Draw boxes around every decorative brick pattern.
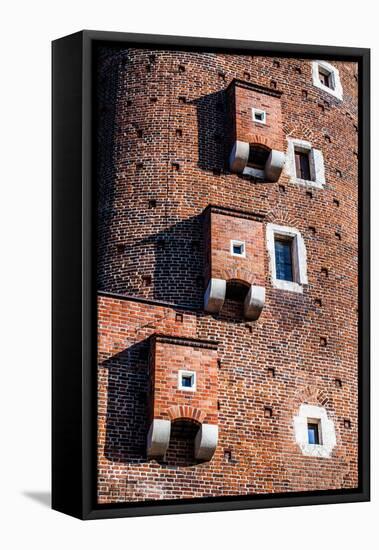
[96,48,358,504]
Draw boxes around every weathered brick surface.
[227,80,284,151]
[96,47,358,504]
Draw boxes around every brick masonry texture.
[96,47,358,504]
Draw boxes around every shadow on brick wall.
[101,340,202,467]
[191,90,228,173]
[101,340,150,464]
[139,214,205,308]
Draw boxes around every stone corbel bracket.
[229,140,285,182]
[204,277,265,320]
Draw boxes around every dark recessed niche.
[136,161,144,170]
[126,99,132,107]
[264,407,273,418]
[268,367,276,377]
[142,275,152,286]
[176,128,183,137]
[217,359,222,369]
[302,90,308,99]
[245,323,253,333]
[354,124,358,133]
[321,267,329,277]
[150,96,158,103]
[344,419,351,429]
[273,60,280,68]
[306,191,313,199]
[294,66,302,74]
[335,232,342,240]
[318,103,325,112]
[324,100,330,109]
[243,71,251,80]
[333,198,340,207]
[217,400,221,411]
[218,71,226,81]
[175,313,184,323]
[148,199,157,209]
[279,184,286,193]
[224,449,232,462]
[178,96,186,104]
[213,168,221,176]
[171,162,180,171]
[178,64,185,73]
[320,337,327,347]
[336,169,342,178]
[335,378,343,388]
[315,298,322,307]
[149,54,156,64]
[325,135,331,143]
[136,129,143,138]
[270,80,277,89]
[146,64,152,72]
[116,243,125,254]
[308,226,316,235]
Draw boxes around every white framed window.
[252,108,266,124]
[293,404,337,458]
[266,223,308,293]
[285,138,325,189]
[311,60,343,101]
[230,240,246,257]
[178,370,196,392]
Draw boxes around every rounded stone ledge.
[147,419,171,458]
[194,424,219,461]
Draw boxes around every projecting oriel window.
[230,240,246,257]
[274,238,293,282]
[178,370,196,391]
[307,421,320,444]
[294,150,312,181]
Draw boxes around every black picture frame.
[52,30,370,520]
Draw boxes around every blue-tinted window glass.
[307,423,320,444]
[182,375,193,387]
[274,239,293,281]
[233,243,243,255]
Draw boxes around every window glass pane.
[233,244,243,255]
[295,151,311,180]
[182,375,193,387]
[307,423,320,444]
[274,239,293,281]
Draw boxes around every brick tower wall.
[96,47,358,504]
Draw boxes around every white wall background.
[0,1,376,548]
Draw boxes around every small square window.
[274,238,293,282]
[252,108,266,124]
[230,240,246,257]
[307,421,321,444]
[178,370,196,391]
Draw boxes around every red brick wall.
[96,48,359,504]
[204,206,266,287]
[228,80,284,150]
[149,335,218,425]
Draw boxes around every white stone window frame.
[230,239,246,258]
[252,108,266,125]
[178,370,197,392]
[293,404,337,458]
[267,223,308,294]
[311,60,343,101]
[286,138,325,189]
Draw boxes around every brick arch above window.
[167,405,206,424]
[219,267,256,286]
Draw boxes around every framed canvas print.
[52,30,370,519]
